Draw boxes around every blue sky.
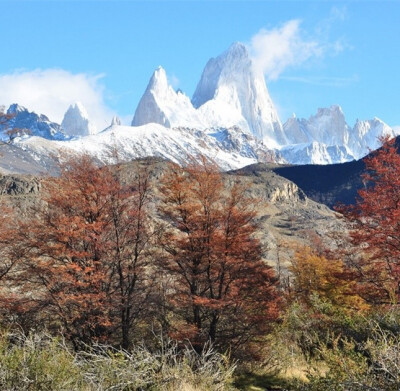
[0,0,399,130]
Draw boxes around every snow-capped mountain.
[6,123,282,175]
[0,104,65,141]
[284,106,350,147]
[2,42,398,172]
[131,43,397,165]
[193,42,285,147]
[61,102,97,137]
[132,67,206,129]
[280,142,354,165]
[282,105,398,164]
[349,117,396,159]
[132,43,285,148]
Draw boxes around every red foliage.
[158,157,281,353]
[337,136,400,304]
[15,155,153,347]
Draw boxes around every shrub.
[0,331,237,391]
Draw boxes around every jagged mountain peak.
[227,41,248,55]
[61,102,96,137]
[311,105,347,129]
[147,66,169,91]
[132,66,205,129]
[7,103,28,115]
[349,116,397,159]
[191,42,252,109]
[131,42,284,147]
[7,104,51,123]
[191,42,285,146]
[1,104,64,141]
[284,105,350,148]
[215,42,251,75]
[111,116,122,126]
[315,105,344,117]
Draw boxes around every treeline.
[1,137,400,390]
[0,154,280,357]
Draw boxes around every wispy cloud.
[249,9,351,81]
[315,6,352,55]
[281,74,359,87]
[249,20,323,81]
[0,69,115,131]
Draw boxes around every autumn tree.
[338,136,400,304]
[158,158,280,353]
[289,246,367,311]
[16,154,153,348]
[105,161,155,349]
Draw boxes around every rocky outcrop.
[0,175,41,196]
[230,163,307,203]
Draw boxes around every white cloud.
[249,17,349,81]
[0,69,116,131]
[249,20,323,81]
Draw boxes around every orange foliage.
[15,154,153,347]
[290,246,367,311]
[158,157,281,353]
[338,137,400,304]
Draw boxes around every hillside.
[0,157,342,268]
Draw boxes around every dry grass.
[0,331,237,391]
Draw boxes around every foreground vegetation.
[4,309,400,390]
[0,331,236,390]
[1,135,400,389]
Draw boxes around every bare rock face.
[0,174,41,196]
[229,163,307,203]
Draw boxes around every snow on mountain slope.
[14,123,282,173]
[4,41,397,169]
[129,42,397,165]
[282,105,397,164]
[349,118,398,159]
[1,104,65,141]
[132,67,206,129]
[193,42,286,147]
[61,102,97,137]
[280,142,354,165]
[132,43,285,148]
[284,105,350,146]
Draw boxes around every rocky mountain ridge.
[281,105,397,164]
[1,42,397,170]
